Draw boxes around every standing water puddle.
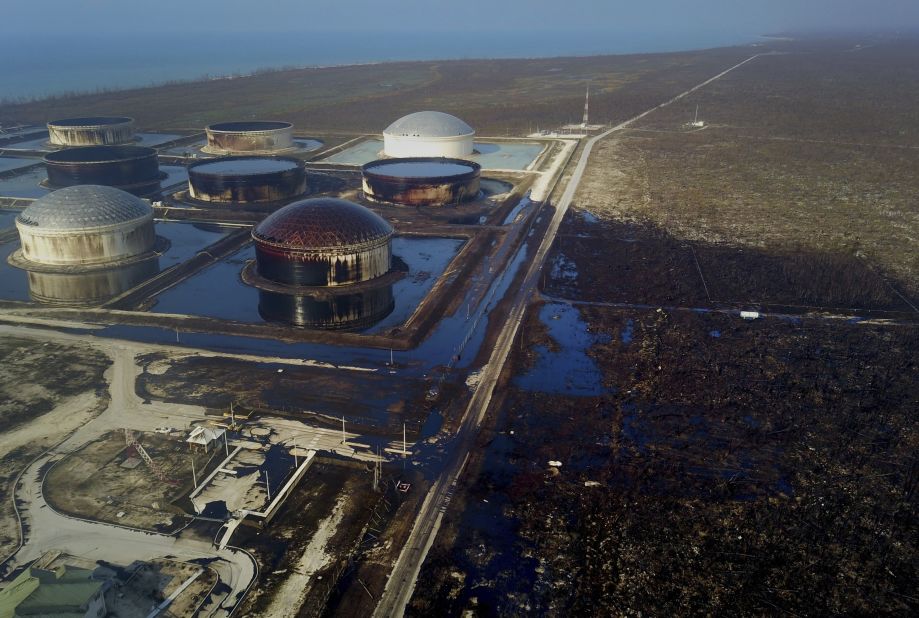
[515,302,609,395]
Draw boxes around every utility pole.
[191,457,197,489]
[373,446,381,492]
[264,470,271,502]
[341,416,347,445]
[223,429,229,456]
[294,443,298,469]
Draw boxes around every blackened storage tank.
[257,283,394,330]
[203,121,296,155]
[43,145,162,194]
[187,156,306,204]
[252,197,393,287]
[47,116,136,147]
[362,157,481,206]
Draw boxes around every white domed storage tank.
[15,185,155,267]
[383,111,475,158]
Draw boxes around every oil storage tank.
[362,157,480,206]
[47,116,136,147]
[383,111,475,158]
[187,156,306,204]
[252,197,392,286]
[203,121,296,155]
[14,185,156,267]
[44,145,162,194]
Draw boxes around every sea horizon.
[0,30,756,102]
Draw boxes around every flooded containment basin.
[362,157,481,206]
[47,116,136,147]
[43,145,162,194]
[187,156,306,204]
[203,121,296,155]
[252,197,393,287]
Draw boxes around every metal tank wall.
[44,146,161,192]
[16,216,156,267]
[203,122,295,155]
[362,170,480,207]
[47,117,136,147]
[383,133,474,158]
[187,159,307,204]
[254,238,392,287]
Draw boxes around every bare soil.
[0,337,110,432]
[571,43,919,301]
[45,430,222,531]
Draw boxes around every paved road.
[372,52,766,618]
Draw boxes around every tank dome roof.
[384,111,474,138]
[252,198,393,251]
[17,185,153,231]
[48,116,133,127]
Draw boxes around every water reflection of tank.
[257,283,394,330]
[187,156,306,204]
[252,197,393,286]
[362,157,481,206]
[47,116,136,147]
[43,146,162,195]
[26,258,159,306]
[203,121,296,155]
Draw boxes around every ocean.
[0,31,754,102]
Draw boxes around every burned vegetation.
[410,40,919,615]
[411,300,918,616]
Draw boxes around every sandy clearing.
[259,492,349,618]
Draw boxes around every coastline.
[0,32,757,104]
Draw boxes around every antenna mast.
[581,82,590,128]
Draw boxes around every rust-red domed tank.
[252,197,393,287]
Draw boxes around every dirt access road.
[0,324,256,616]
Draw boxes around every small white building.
[186,426,226,452]
[383,111,475,158]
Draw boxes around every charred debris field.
[411,300,918,615]
[410,218,919,615]
[409,40,919,617]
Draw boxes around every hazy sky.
[7,0,919,35]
